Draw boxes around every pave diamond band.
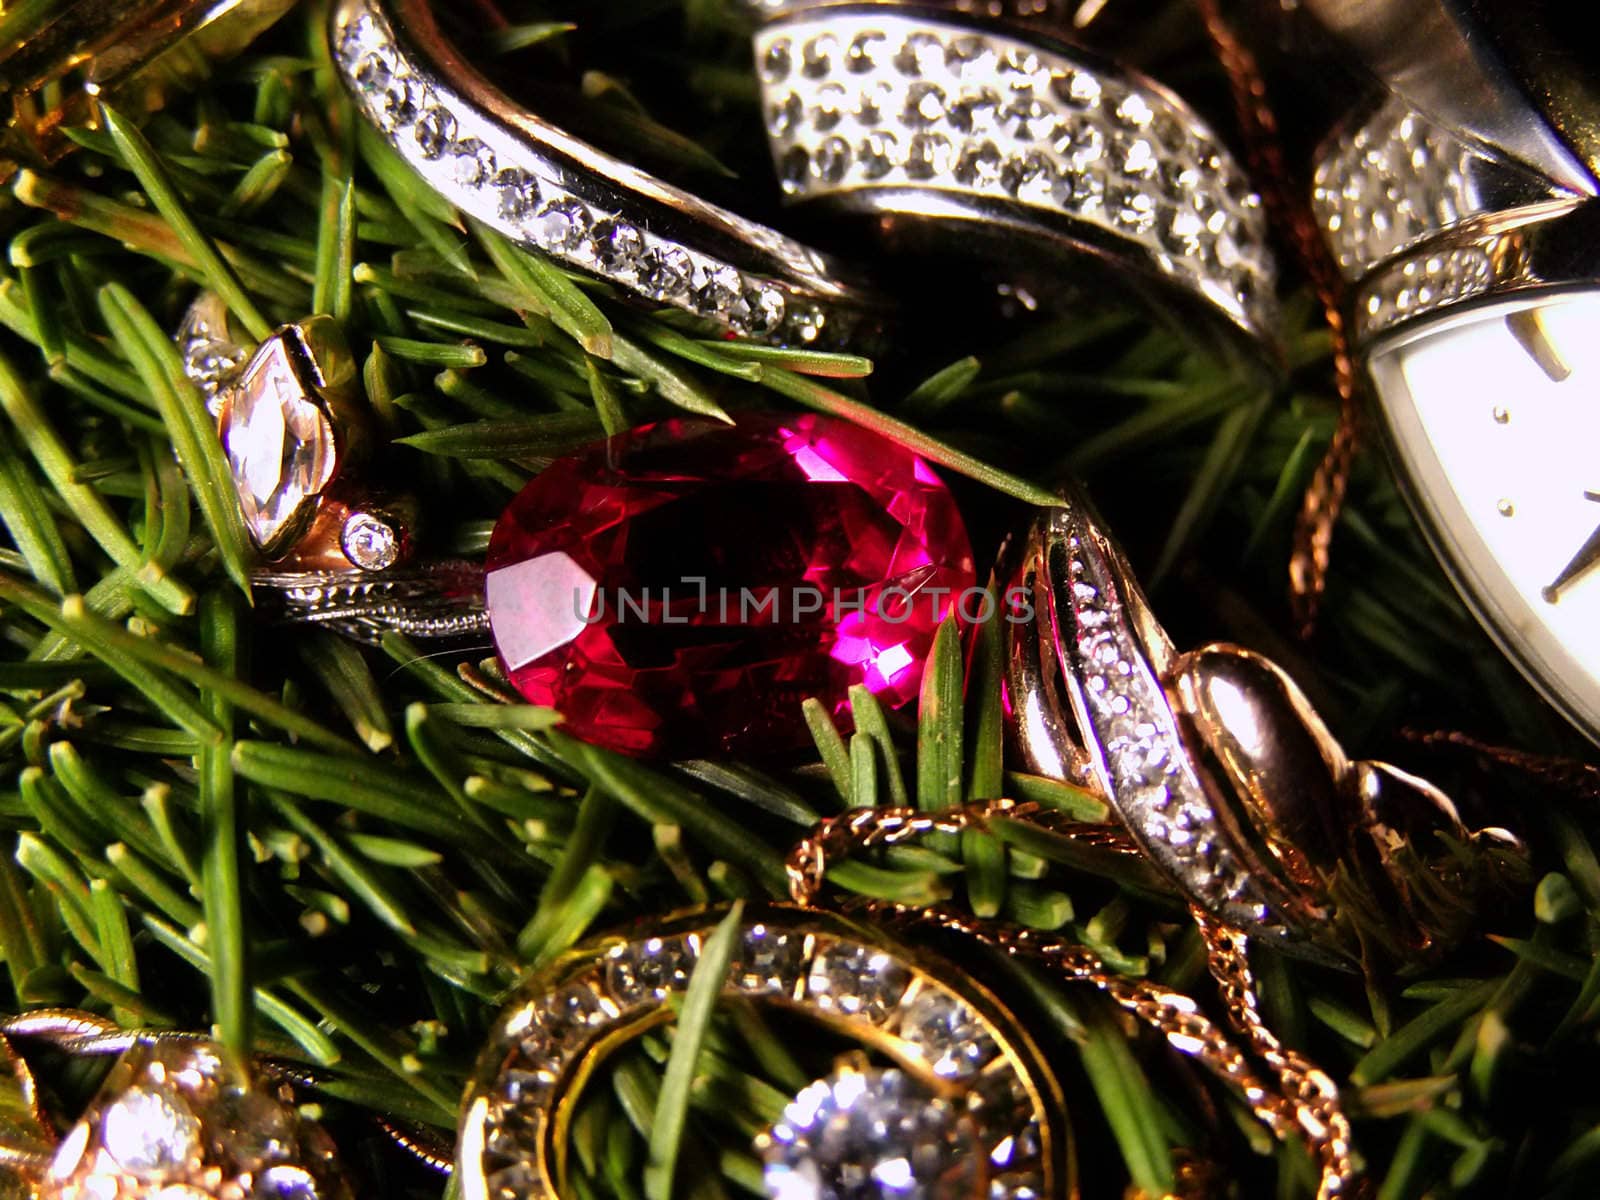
[458,905,1063,1200]
[332,0,885,347]
[1312,95,1580,342]
[751,6,1278,353]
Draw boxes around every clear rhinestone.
[954,142,1003,187]
[221,334,337,552]
[495,168,539,222]
[414,107,456,158]
[353,51,390,93]
[382,77,419,126]
[452,138,494,186]
[771,92,804,137]
[856,80,893,126]
[1115,93,1154,128]
[1119,134,1157,177]
[541,982,606,1050]
[946,35,998,80]
[759,1069,975,1200]
[815,137,851,183]
[102,1085,201,1178]
[253,1165,322,1199]
[762,39,792,82]
[894,32,945,77]
[1054,121,1105,172]
[638,246,694,298]
[341,511,401,570]
[780,146,811,193]
[733,286,787,336]
[593,218,645,273]
[735,925,807,993]
[905,133,953,181]
[534,199,592,255]
[694,265,743,317]
[1112,186,1156,233]
[1052,69,1101,109]
[1001,152,1056,204]
[846,31,884,73]
[807,942,909,1020]
[900,989,998,1079]
[607,936,692,1005]
[902,82,946,128]
[801,34,837,78]
[1161,206,1204,255]
[858,132,900,179]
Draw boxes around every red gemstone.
[483,413,977,757]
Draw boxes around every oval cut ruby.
[484,413,977,757]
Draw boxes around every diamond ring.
[458,904,1067,1200]
[330,0,889,348]
[744,1,1280,359]
[1001,483,1526,964]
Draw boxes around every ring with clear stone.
[1001,481,1526,966]
[744,1,1281,361]
[330,0,889,349]
[177,292,417,575]
[0,1009,354,1199]
[457,904,1067,1200]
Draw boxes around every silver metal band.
[331,0,886,348]
[1311,95,1589,343]
[253,564,488,643]
[751,5,1279,354]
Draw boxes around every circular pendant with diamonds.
[458,904,1068,1200]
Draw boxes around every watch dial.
[1368,289,1600,744]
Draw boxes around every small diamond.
[780,146,811,194]
[770,92,804,137]
[894,32,945,77]
[859,132,900,179]
[1053,70,1102,109]
[735,925,807,993]
[902,82,946,128]
[1006,97,1056,141]
[541,982,607,1050]
[607,937,692,1005]
[807,942,909,1020]
[949,88,1000,133]
[1054,121,1105,172]
[846,31,884,73]
[1119,135,1157,177]
[733,286,786,336]
[637,246,694,297]
[1115,93,1154,128]
[946,35,998,80]
[900,989,998,1079]
[856,80,893,126]
[253,1165,322,1199]
[102,1085,201,1177]
[801,34,837,78]
[414,107,456,158]
[593,218,645,273]
[341,512,401,571]
[353,51,390,93]
[534,199,591,254]
[382,77,419,126]
[1001,152,1056,204]
[1112,186,1156,233]
[694,266,743,317]
[762,38,792,82]
[451,138,494,186]
[954,142,1003,187]
[495,168,539,222]
[905,133,953,180]
[812,83,848,131]
[815,137,851,183]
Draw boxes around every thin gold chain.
[788,802,1360,1199]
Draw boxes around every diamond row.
[476,923,1044,1200]
[1312,95,1479,283]
[755,13,1275,337]
[1356,243,1496,341]
[1057,517,1279,929]
[334,2,836,345]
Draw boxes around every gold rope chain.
[787,801,1361,1198]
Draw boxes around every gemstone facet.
[484,414,975,757]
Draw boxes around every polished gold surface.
[0,0,295,176]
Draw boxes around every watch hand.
[1507,307,1574,383]
[1541,491,1600,604]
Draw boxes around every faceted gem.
[219,330,338,555]
[759,1069,975,1200]
[484,414,976,757]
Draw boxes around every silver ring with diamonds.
[1002,484,1523,965]
[747,2,1279,359]
[330,0,888,348]
[1311,95,1594,345]
[457,904,1066,1200]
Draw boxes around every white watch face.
[1368,289,1600,745]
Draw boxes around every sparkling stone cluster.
[755,12,1275,337]
[1055,514,1281,932]
[1356,243,1496,340]
[41,1041,349,1200]
[1312,96,1478,282]
[474,923,1045,1200]
[334,0,840,345]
